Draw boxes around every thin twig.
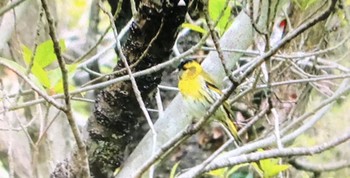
[239,107,269,135]
[71,96,95,103]
[180,114,350,178]
[0,81,14,178]
[5,26,211,113]
[235,0,337,82]
[282,79,350,138]
[256,73,350,89]
[158,85,179,91]
[40,0,90,177]
[130,0,246,173]
[0,0,27,17]
[14,7,43,102]
[99,1,158,177]
[77,19,132,68]
[232,80,349,162]
[202,130,350,173]
[81,65,103,77]
[203,0,233,82]
[82,17,166,86]
[155,87,163,117]
[272,108,283,149]
[178,71,267,177]
[75,0,124,64]
[0,58,64,110]
[6,0,342,113]
[3,95,35,147]
[129,0,137,17]
[4,70,349,114]
[180,107,269,177]
[75,25,111,64]
[272,107,284,178]
[134,65,240,177]
[35,109,61,146]
[0,101,38,132]
[290,159,350,172]
[179,1,335,174]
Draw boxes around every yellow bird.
[177,59,240,142]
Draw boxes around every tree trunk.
[88,0,188,177]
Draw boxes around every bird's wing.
[201,71,223,95]
[202,71,236,118]
[201,71,241,142]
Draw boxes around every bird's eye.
[178,59,195,70]
[178,62,186,70]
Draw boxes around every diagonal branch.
[40,0,90,177]
[202,130,350,172]
[290,159,350,172]
[0,0,27,17]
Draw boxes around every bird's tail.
[221,117,242,144]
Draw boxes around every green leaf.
[169,161,180,178]
[293,0,318,10]
[208,0,232,34]
[22,45,33,64]
[250,162,264,177]
[0,57,46,92]
[51,79,76,94]
[1,57,27,74]
[247,149,290,178]
[207,167,227,178]
[35,39,66,68]
[21,39,67,88]
[261,161,289,177]
[22,44,51,88]
[47,64,77,94]
[259,157,290,177]
[23,39,66,68]
[31,63,50,88]
[181,23,207,34]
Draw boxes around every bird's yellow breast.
[178,77,204,100]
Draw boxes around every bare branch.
[0,0,27,17]
[290,159,350,172]
[205,131,350,173]
[236,0,337,81]
[179,78,350,177]
[40,0,90,176]
[0,58,64,110]
[179,129,350,177]
[99,1,158,176]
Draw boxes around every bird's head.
[178,59,202,79]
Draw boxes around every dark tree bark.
[87,0,188,177]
